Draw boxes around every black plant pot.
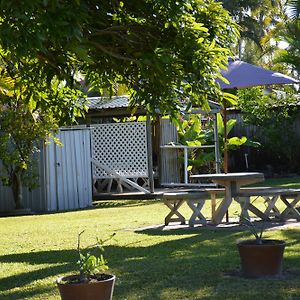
[237,239,285,278]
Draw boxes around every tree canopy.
[0,0,239,115]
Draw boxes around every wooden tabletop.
[190,172,264,181]
[190,172,265,190]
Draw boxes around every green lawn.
[1,178,300,299]
[255,176,300,188]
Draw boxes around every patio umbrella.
[217,58,299,89]
[216,58,299,173]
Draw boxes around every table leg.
[264,195,281,219]
[248,203,270,220]
[236,196,250,221]
[210,192,217,217]
[186,199,207,227]
[212,184,232,224]
[280,196,300,221]
[163,199,186,225]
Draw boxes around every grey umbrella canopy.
[216,58,299,89]
[215,58,299,174]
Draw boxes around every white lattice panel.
[92,122,148,178]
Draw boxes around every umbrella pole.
[223,100,228,174]
[223,100,229,222]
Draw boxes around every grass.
[255,176,300,188]
[0,177,300,299]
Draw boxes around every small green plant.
[240,217,266,245]
[77,231,115,283]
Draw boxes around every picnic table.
[190,172,265,224]
[162,173,300,226]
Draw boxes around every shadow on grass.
[1,229,300,299]
[133,219,300,237]
[93,199,160,209]
[0,263,72,292]
[1,285,54,300]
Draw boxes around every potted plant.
[56,231,116,300]
[237,218,285,278]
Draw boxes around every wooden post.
[223,100,229,222]
[183,146,188,184]
[223,100,228,174]
[146,114,155,193]
[213,113,221,173]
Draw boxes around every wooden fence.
[227,110,300,139]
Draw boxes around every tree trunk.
[11,166,24,210]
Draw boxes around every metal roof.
[87,96,129,110]
[87,96,221,113]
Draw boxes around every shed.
[0,127,92,213]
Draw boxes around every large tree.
[0,0,238,209]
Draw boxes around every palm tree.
[273,0,300,77]
[286,0,300,20]
[222,0,283,61]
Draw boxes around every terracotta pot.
[57,274,115,300]
[237,239,285,278]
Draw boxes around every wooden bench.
[235,187,300,221]
[162,188,225,227]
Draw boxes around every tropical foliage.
[237,87,300,173]
[173,113,251,173]
[222,0,283,61]
[222,0,300,79]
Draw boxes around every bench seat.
[162,190,222,227]
[235,187,300,221]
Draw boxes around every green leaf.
[186,140,202,146]
[226,119,237,135]
[223,92,237,106]
[192,23,209,32]
[227,136,247,147]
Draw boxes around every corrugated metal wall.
[0,127,92,212]
[160,118,181,184]
[0,150,46,212]
[45,128,92,211]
